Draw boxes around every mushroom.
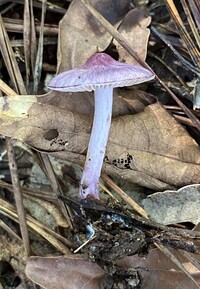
[48,52,154,199]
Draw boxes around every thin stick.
[0,15,27,94]
[101,174,148,218]
[6,138,31,256]
[38,153,73,229]
[99,181,119,202]
[0,79,17,95]
[33,0,47,93]
[151,26,200,75]
[156,244,200,289]
[74,236,96,253]
[0,198,71,254]
[173,114,195,127]
[0,219,22,243]
[24,0,31,88]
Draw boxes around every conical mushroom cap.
[48,52,154,92]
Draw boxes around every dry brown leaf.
[41,88,154,117]
[118,249,200,289]
[57,0,131,72]
[25,250,200,289]
[118,89,156,114]
[106,103,200,188]
[142,184,200,225]
[0,95,200,190]
[113,7,151,64]
[26,255,105,289]
[23,195,68,228]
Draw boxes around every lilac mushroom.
[48,53,154,199]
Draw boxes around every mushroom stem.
[79,87,113,199]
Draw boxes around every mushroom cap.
[48,53,154,92]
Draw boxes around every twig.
[0,79,17,95]
[0,15,27,94]
[33,0,47,93]
[165,0,200,67]
[0,179,57,202]
[0,198,71,254]
[74,236,96,253]
[148,51,189,89]
[172,114,195,127]
[3,17,58,36]
[180,0,200,51]
[101,173,148,218]
[181,250,200,272]
[37,153,73,229]
[14,0,67,15]
[156,244,200,289]
[30,0,37,75]
[0,219,22,243]
[24,0,31,87]
[0,2,17,15]
[6,138,31,256]
[151,26,200,75]
[99,181,119,202]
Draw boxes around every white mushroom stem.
[79,87,113,199]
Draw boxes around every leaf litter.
[0,1,200,289]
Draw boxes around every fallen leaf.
[25,249,200,289]
[41,88,154,117]
[23,195,67,229]
[117,89,156,114]
[25,255,105,289]
[0,96,200,191]
[57,0,131,73]
[118,249,200,289]
[142,184,200,225]
[113,7,151,64]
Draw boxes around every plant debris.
[0,0,200,288]
[59,196,200,288]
